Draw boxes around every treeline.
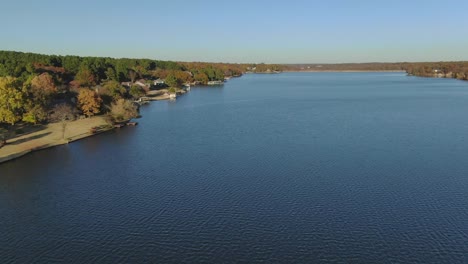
[405,62,468,80]
[0,51,285,87]
[284,63,406,72]
[0,50,247,85]
[0,50,283,133]
[284,62,468,81]
[248,63,283,73]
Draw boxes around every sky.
[1,0,468,63]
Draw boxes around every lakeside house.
[432,69,453,78]
[154,79,165,85]
[135,79,151,90]
[207,80,224,85]
[121,81,132,87]
[121,80,151,91]
[433,69,443,77]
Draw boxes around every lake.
[1,72,468,263]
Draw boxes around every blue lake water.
[1,72,468,263]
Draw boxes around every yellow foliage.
[78,89,102,117]
[0,77,25,125]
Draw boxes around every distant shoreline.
[0,70,462,165]
[283,70,407,73]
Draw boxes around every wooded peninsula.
[0,50,284,161]
[1,50,468,162]
[0,50,283,127]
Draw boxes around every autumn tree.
[29,72,57,106]
[152,69,170,79]
[101,80,127,100]
[22,105,48,125]
[194,72,209,84]
[173,71,192,84]
[78,89,103,117]
[75,66,96,87]
[165,73,182,88]
[50,103,76,140]
[109,99,138,122]
[129,85,145,99]
[133,65,147,77]
[0,77,26,125]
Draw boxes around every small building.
[154,79,165,85]
[121,82,132,87]
[134,79,151,91]
[207,80,224,85]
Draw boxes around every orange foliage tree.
[78,89,102,117]
[30,73,57,105]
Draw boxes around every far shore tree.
[50,103,76,140]
[78,89,103,117]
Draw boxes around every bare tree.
[129,70,138,83]
[50,103,76,140]
[0,127,8,148]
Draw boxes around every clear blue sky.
[1,0,468,63]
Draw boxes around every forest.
[405,62,468,80]
[0,50,284,142]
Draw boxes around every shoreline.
[0,71,403,165]
[0,116,114,164]
[283,70,406,73]
[0,71,450,165]
[0,128,114,164]
[0,87,193,165]
[0,81,199,165]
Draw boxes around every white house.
[154,79,165,85]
